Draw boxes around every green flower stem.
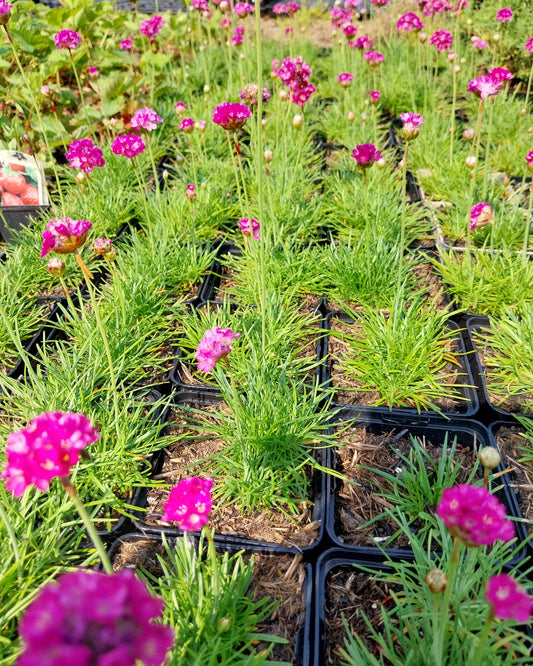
[525,61,533,111]
[225,130,245,219]
[466,99,484,272]
[204,526,220,599]
[523,174,533,264]
[482,97,495,199]
[471,609,496,666]
[68,50,96,142]
[233,133,249,208]
[398,143,409,284]
[433,536,463,666]
[59,275,77,314]
[0,301,37,382]
[131,156,152,223]
[0,500,20,564]
[146,133,161,205]
[449,64,458,166]
[60,477,113,574]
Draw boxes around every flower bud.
[377,157,386,169]
[261,118,266,127]
[185,183,196,201]
[492,33,500,42]
[195,120,207,133]
[398,159,405,169]
[75,172,86,184]
[463,127,475,141]
[419,32,427,43]
[47,257,65,277]
[220,0,229,11]
[263,149,273,163]
[447,51,456,62]
[93,237,112,255]
[109,117,118,128]
[466,156,476,169]
[478,447,501,470]
[199,44,205,52]
[424,568,448,593]
[239,53,245,60]
[105,245,117,261]
[520,109,527,117]
[454,65,461,74]
[460,57,466,65]
[292,114,304,129]
[203,84,210,93]
[279,89,288,101]
[218,617,232,632]
[361,112,367,123]
[466,18,472,25]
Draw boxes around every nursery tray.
[324,408,527,566]
[0,204,50,243]
[132,391,328,555]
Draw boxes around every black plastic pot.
[325,408,527,565]
[0,205,51,242]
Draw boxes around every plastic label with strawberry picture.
[0,150,48,207]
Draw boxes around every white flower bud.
[292,114,304,128]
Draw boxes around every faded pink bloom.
[525,38,533,53]
[273,3,287,13]
[400,112,424,140]
[174,101,188,114]
[343,24,358,39]
[419,0,452,17]
[66,139,105,174]
[429,29,453,52]
[526,150,533,173]
[363,50,384,66]
[472,37,488,49]
[139,15,164,42]
[285,26,293,35]
[234,1,253,16]
[349,35,373,49]
[453,0,468,10]
[329,6,353,28]
[238,217,260,239]
[93,237,112,255]
[185,184,196,201]
[338,72,354,88]
[238,84,271,106]
[131,108,163,132]
[495,7,513,22]
[54,29,82,50]
[87,66,99,80]
[220,16,232,28]
[111,134,146,158]
[470,202,494,231]
[17,569,174,666]
[468,75,501,99]
[488,67,513,84]
[286,2,300,14]
[486,575,533,623]
[436,484,514,547]
[195,120,207,132]
[396,12,424,32]
[1,412,99,496]
[40,218,92,258]
[351,143,382,169]
[162,476,214,531]
[120,38,133,50]
[369,90,380,104]
[195,326,240,373]
[191,0,209,10]
[212,102,251,130]
[371,0,388,5]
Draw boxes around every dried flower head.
[54,29,82,50]
[111,134,146,158]
[66,139,105,173]
[424,568,448,593]
[131,108,163,132]
[238,84,271,106]
[486,574,533,623]
[93,237,113,256]
[195,326,240,373]
[41,218,92,258]
[162,476,214,531]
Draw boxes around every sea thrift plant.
[396,12,424,32]
[436,484,514,547]
[1,412,99,497]
[40,218,92,258]
[66,139,105,173]
[17,569,174,666]
[238,217,260,239]
[363,50,384,66]
[400,112,424,140]
[429,29,453,51]
[468,75,502,99]
[139,15,164,41]
[526,38,533,53]
[350,35,373,50]
[120,38,133,50]
[338,73,354,88]
[54,29,82,50]
[111,134,146,158]
[343,24,358,39]
[486,574,533,622]
[238,84,271,106]
[369,90,380,103]
[495,7,513,22]
[0,0,12,24]
[274,55,316,106]
[195,327,240,373]
[212,101,251,131]
[174,101,188,114]
[526,150,533,172]
[185,183,196,201]
[472,37,488,50]
[179,117,195,133]
[131,107,163,131]
[351,143,382,169]
[487,67,513,84]
[162,476,214,530]
[234,1,253,17]
[470,203,494,230]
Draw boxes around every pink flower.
[234,1,253,16]
[291,83,316,107]
[436,484,514,547]
[40,218,92,258]
[93,237,113,255]
[87,66,99,80]
[139,15,164,42]
[486,575,533,623]
[369,90,380,103]
[429,29,453,52]
[470,202,494,231]
[525,38,533,53]
[363,50,384,66]
[191,0,209,10]
[17,569,174,666]
[1,412,99,497]
[0,0,13,22]
[338,72,354,88]
[212,101,251,131]
[174,101,188,114]
[488,66,513,84]
[343,24,358,39]
[120,38,133,50]
[329,6,353,28]
[231,33,244,45]
[238,217,260,239]
[131,108,163,132]
[238,84,271,106]
[273,3,287,14]
[495,7,513,22]
[66,139,105,173]
[195,120,207,132]
[185,184,196,201]
[400,112,425,140]
[349,35,373,49]
[371,0,388,5]
[420,0,452,16]
[526,150,533,173]
[285,2,300,14]
[220,17,232,28]
[351,143,382,169]
[111,134,146,158]
[162,476,214,530]
[468,75,502,99]
[396,12,424,32]
[195,326,240,373]
[472,37,488,49]
[54,29,82,50]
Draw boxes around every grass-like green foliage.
[514,415,533,466]
[434,249,533,316]
[339,293,464,412]
[143,534,288,666]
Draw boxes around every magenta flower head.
[111,134,146,158]
[436,484,515,547]
[1,412,99,497]
[351,143,382,170]
[429,29,453,52]
[66,139,105,174]
[185,183,196,201]
[234,1,254,16]
[526,150,533,173]
[396,12,424,32]
[349,35,373,50]
[273,2,287,13]
[212,102,251,131]
[496,7,513,22]
[17,568,174,666]
[174,101,188,115]
[343,24,358,39]
[400,112,425,140]
[41,218,92,258]
[179,117,195,133]
[286,2,300,14]
[54,29,82,50]
[139,15,164,42]
[131,108,163,132]
[338,73,354,88]
[369,90,381,104]
[162,476,214,530]
[195,326,240,373]
[526,38,533,53]
[488,66,513,84]
[363,50,385,66]
[238,217,260,239]
[0,0,13,25]
[472,37,488,50]
[486,575,533,623]
[120,38,133,50]
[470,202,494,231]
[468,75,502,99]
[93,237,113,256]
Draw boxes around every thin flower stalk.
[525,173,533,264]
[466,99,485,267]
[482,97,496,199]
[225,129,246,218]
[67,49,96,142]
[449,65,458,166]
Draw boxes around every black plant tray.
[0,204,51,243]
[322,311,479,417]
[325,408,527,566]
[131,391,328,556]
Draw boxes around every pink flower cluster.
[349,35,372,50]
[0,0,13,19]
[526,150,533,173]
[488,66,513,84]
[526,38,533,53]
[486,574,533,623]
[238,217,260,239]
[369,90,380,103]
[329,7,353,29]
[470,202,494,231]
[131,107,163,132]
[191,0,209,11]
[162,476,214,530]
[231,25,245,45]
[351,143,382,169]
[400,112,425,140]
[343,24,357,39]
[120,38,133,50]
[174,102,188,114]
[363,50,384,66]
[66,139,105,173]
[436,484,514,547]
[495,7,513,22]
[179,117,195,133]
[54,29,82,50]
[111,134,146,158]
[212,101,251,131]
[41,218,92,258]
[2,411,99,496]
[472,37,488,49]
[195,326,240,373]
[273,56,316,107]
[396,12,424,32]
[139,15,164,41]
[17,569,174,666]
[272,2,299,15]
[234,1,253,16]
[467,75,502,99]
[429,29,453,52]
[418,0,452,17]
[338,72,354,88]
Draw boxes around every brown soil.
[332,425,476,548]
[142,404,319,549]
